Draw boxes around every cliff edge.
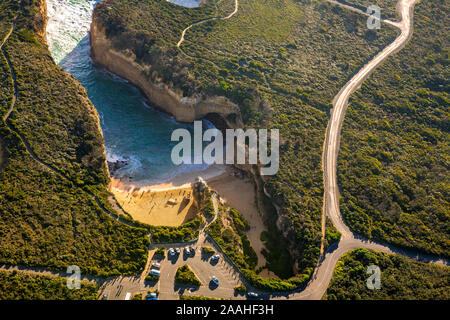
[90,5,242,128]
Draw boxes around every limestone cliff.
[35,0,48,45]
[90,16,242,129]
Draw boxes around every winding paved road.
[1,0,448,301]
[289,0,450,300]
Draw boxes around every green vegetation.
[94,0,397,280]
[338,0,449,257]
[201,246,215,255]
[0,270,97,300]
[259,197,294,279]
[131,293,142,300]
[154,247,165,257]
[0,0,149,276]
[338,0,398,20]
[260,231,269,242]
[324,217,342,249]
[202,197,215,221]
[326,249,450,300]
[150,216,201,243]
[208,206,308,291]
[175,265,201,287]
[145,274,159,283]
[208,207,258,269]
[234,284,247,294]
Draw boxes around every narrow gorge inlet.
[0,0,448,304]
[46,0,215,187]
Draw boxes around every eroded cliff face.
[90,17,242,128]
[35,0,48,44]
[37,0,110,181]
[89,3,300,273]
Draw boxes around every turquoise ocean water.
[46,0,211,186]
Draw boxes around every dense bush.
[207,208,257,270]
[201,247,215,255]
[0,0,150,276]
[131,293,142,300]
[326,249,450,300]
[94,0,398,278]
[0,270,98,300]
[234,285,247,293]
[150,217,201,243]
[175,265,201,287]
[202,198,215,221]
[179,294,220,300]
[324,217,342,249]
[145,274,159,283]
[241,269,310,292]
[338,0,449,257]
[154,247,165,257]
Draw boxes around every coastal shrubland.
[202,197,215,221]
[150,216,202,243]
[207,206,310,292]
[175,264,202,287]
[0,0,150,276]
[325,249,450,300]
[208,207,258,270]
[92,0,397,281]
[131,293,142,300]
[338,0,449,257]
[145,274,159,283]
[201,246,215,256]
[324,217,342,249]
[234,284,247,293]
[337,0,398,20]
[0,270,98,300]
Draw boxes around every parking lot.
[150,243,244,300]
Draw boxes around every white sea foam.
[167,0,203,8]
[46,0,218,185]
[46,0,97,63]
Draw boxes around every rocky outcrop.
[89,2,297,267]
[35,0,48,45]
[90,17,242,129]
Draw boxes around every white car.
[184,247,191,255]
[151,262,161,270]
[247,292,259,298]
[211,276,219,286]
[168,248,175,256]
[175,248,180,254]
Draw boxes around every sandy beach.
[110,164,268,267]
[110,165,226,226]
[208,167,268,268]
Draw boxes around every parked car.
[175,247,180,254]
[149,269,160,277]
[151,263,161,270]
[247,292,259,298]
[146,293,158,300]
[211,254,220,262]
[102,294,108,300]
[211,276,219,286]
[189,246,196,254]
[168,248,175,256]
[184,247,191,255]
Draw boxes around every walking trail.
[1,0,448,300]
